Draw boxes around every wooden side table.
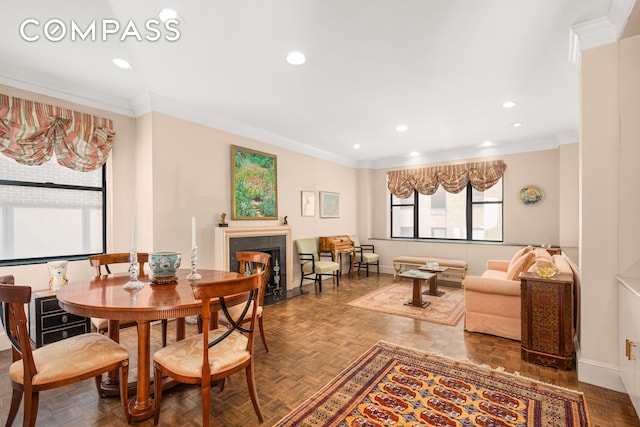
[399,270,435,308]
[520,271,575,370]
[418,265,449,296]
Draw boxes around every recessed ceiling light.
[158,8,178,22]
[353,144,361,149]
[112,58,131,70]
[409,151,419,157]
[512,122,523,128]
[395,125,408,132]
[502,101,517,109]
[481,140,494,147]
[286,51,306,65]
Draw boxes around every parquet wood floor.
[0,273,638,426]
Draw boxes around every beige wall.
[619,34,640,275]
[559,143,579,248]
[578,33,640,392]
[147,112,359,270]
[135,112,154,253]
[579,42,621,390]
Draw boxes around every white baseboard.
[577,355,625,393]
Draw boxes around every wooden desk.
[319,235,355,277]
[56,269,243,421]
[399,270,435,308]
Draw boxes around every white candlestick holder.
[187,246,202,280]
[123,250,144,290]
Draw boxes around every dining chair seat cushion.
[354,252,380,263]
[9,333,129,385]
[301,260,340,274]
[91,317,108,331]
[153,328,249,376]
[219,303,262,324]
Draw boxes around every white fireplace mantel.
[213,225,293,288]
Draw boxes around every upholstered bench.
[393,256,468,285]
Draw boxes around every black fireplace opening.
[229,235,302,306]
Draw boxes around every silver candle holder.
[123,250,144,290]
[186,246,202,280]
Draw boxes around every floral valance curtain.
[0,94,115,172]
[387,160,507,198]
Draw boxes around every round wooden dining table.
[56,268,244,421]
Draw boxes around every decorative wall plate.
[520,185,544,205]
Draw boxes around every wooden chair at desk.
[89,253,169,347]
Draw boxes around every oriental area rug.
[347,283,465,326]
[275,341,591,427]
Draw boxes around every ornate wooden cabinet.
[34,290,91,348]
[520,271,575,370]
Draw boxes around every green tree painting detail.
[232,146,278,219]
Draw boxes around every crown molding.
[142,93,358,168]
[569,0,636,63]
[556,132,579,145]
[610,0,638,34]
[0,66,135,117]
[362,136,563,170]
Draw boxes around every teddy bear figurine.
[48,261,69,292]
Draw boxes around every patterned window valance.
[387,160,507,198]
[0,94,115,172]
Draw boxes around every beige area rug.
[348,282,465,326]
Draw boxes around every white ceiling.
[0,0,625,168]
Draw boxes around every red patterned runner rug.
[275,341,590,427]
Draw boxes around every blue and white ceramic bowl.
[149,251,181,283]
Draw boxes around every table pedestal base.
[101,378,137,397]
[405,278,430,308]
[405,299,430,308]
[128,396,155,422]
[418,266,448,297]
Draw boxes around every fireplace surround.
[213,226,295,304]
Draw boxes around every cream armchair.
[348,235,380,277]
[296,238,340,292]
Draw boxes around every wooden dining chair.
[153,271,265,426]
[89,252,169,347]
[219,251,271,352]
[0,275,130,427]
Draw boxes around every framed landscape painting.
[231,145,278,220]
[320,191,340,218]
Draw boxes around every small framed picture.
[320,191,340,218]
[301,191,315,216]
